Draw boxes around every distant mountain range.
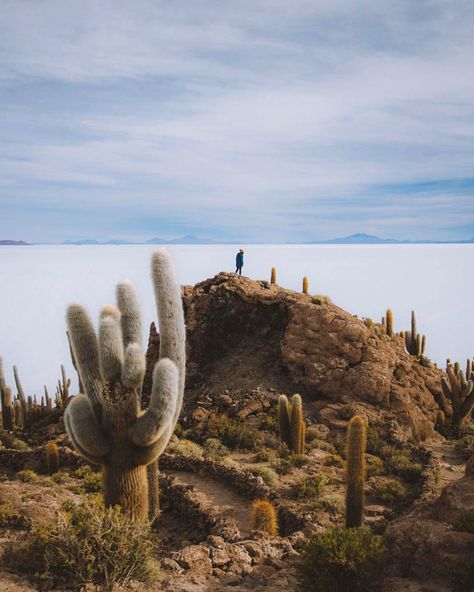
[2,233,474,245]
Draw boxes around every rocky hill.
[0,272,472,592]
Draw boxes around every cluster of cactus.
[64,249,185,520]
[278,394,305,454]
[251,499,278,535]
[54,364,71,407]
[438,358,474,436]
[403,310,426,358]
[345,415,367,528]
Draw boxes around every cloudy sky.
[1,0,473,242]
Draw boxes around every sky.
[1,0,474,243]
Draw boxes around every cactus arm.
[122,343,146,390]
[132,426,173,466]
[13,365,28,422]
[447,365,461,409]
[151,249,186,426]
[67,304,103,408]
[128,358,178,448]
[278,394,291,448]
[458,381,474,419]
[64,394,110,460]
[116,280,142,347]
[98,314,124,382]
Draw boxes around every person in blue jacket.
[235,248,244,275]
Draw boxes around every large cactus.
[385,308,394,337]
[404,310,426,358]
[64,249,185,520]
[439,361,474,436]
[345,415,366,528]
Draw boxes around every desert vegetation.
[0,260,473,591]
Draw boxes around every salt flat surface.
[0,244,472,394]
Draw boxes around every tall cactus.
[13,365,30,428]
[277,393,305,454]
[404,310,426,358]
[64,249,185,520]
[2,386,14,431]
[345,415,366,528]
[385,308,394,337]
[439,361,474,436]
[302,276,309,295]
[271,267,276,285]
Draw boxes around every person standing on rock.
[235,248,244,275]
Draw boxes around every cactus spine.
[345,415,366,528]
[439,361,474,436]
[46,441,59,474]
[64,249,185,520]
[385,308,393,337]
[277,394,305,454]
[271,267,276,285]
[404,310,426,358]
[302,276,309,295]
[251,499,278,535]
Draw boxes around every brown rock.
[175,545,213,575]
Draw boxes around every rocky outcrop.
[180,273,443,440]
[385,475,474,584]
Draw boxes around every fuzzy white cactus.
[64,249,185,519]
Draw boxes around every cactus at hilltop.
[439,361,474,436]
[46,441,59,474]
[271,267,276,285]
[251,499,278,535]
[404,311,426,358]
[385,308,394,337]
[13,365,29,427]
[302,276,309,295]
[64,249,185,520]
[345,415,366,528]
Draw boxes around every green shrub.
[297,526,386,592]
[253,448,274,463]
[0,431,29,450]
[324,453,344,468]
[70,465,102,493]
[295,475,327,499]
[311,295,331,305]
[50,471,69,484]
[452,511,474,534]
[379,446,422,483]
[191,413,262,451]
[168,439,204,458]
[338,405,357,420]
[203,438,229,459]
[312,438,337,453]
[260,414,278,432]
[0,503,27,528]
[373,479,406,503]
[273,457,293,475]
[250,466,278,487]
[8,497,160,591]
[292,454,310,467]
[317,494,344,514]
[366,456,386,478]
[366,427,384,455]
[16,469,39,483]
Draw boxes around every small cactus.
[385,308,394,337]
[302,276,309,295]
[271,267,276,285]
[404,311,426,358]
[46,441,59,474]
[251,499,278,535]
[345,415,366,528]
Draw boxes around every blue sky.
[1,0,473,242]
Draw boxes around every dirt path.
[169,471,254,536]
[424,438,466,490]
